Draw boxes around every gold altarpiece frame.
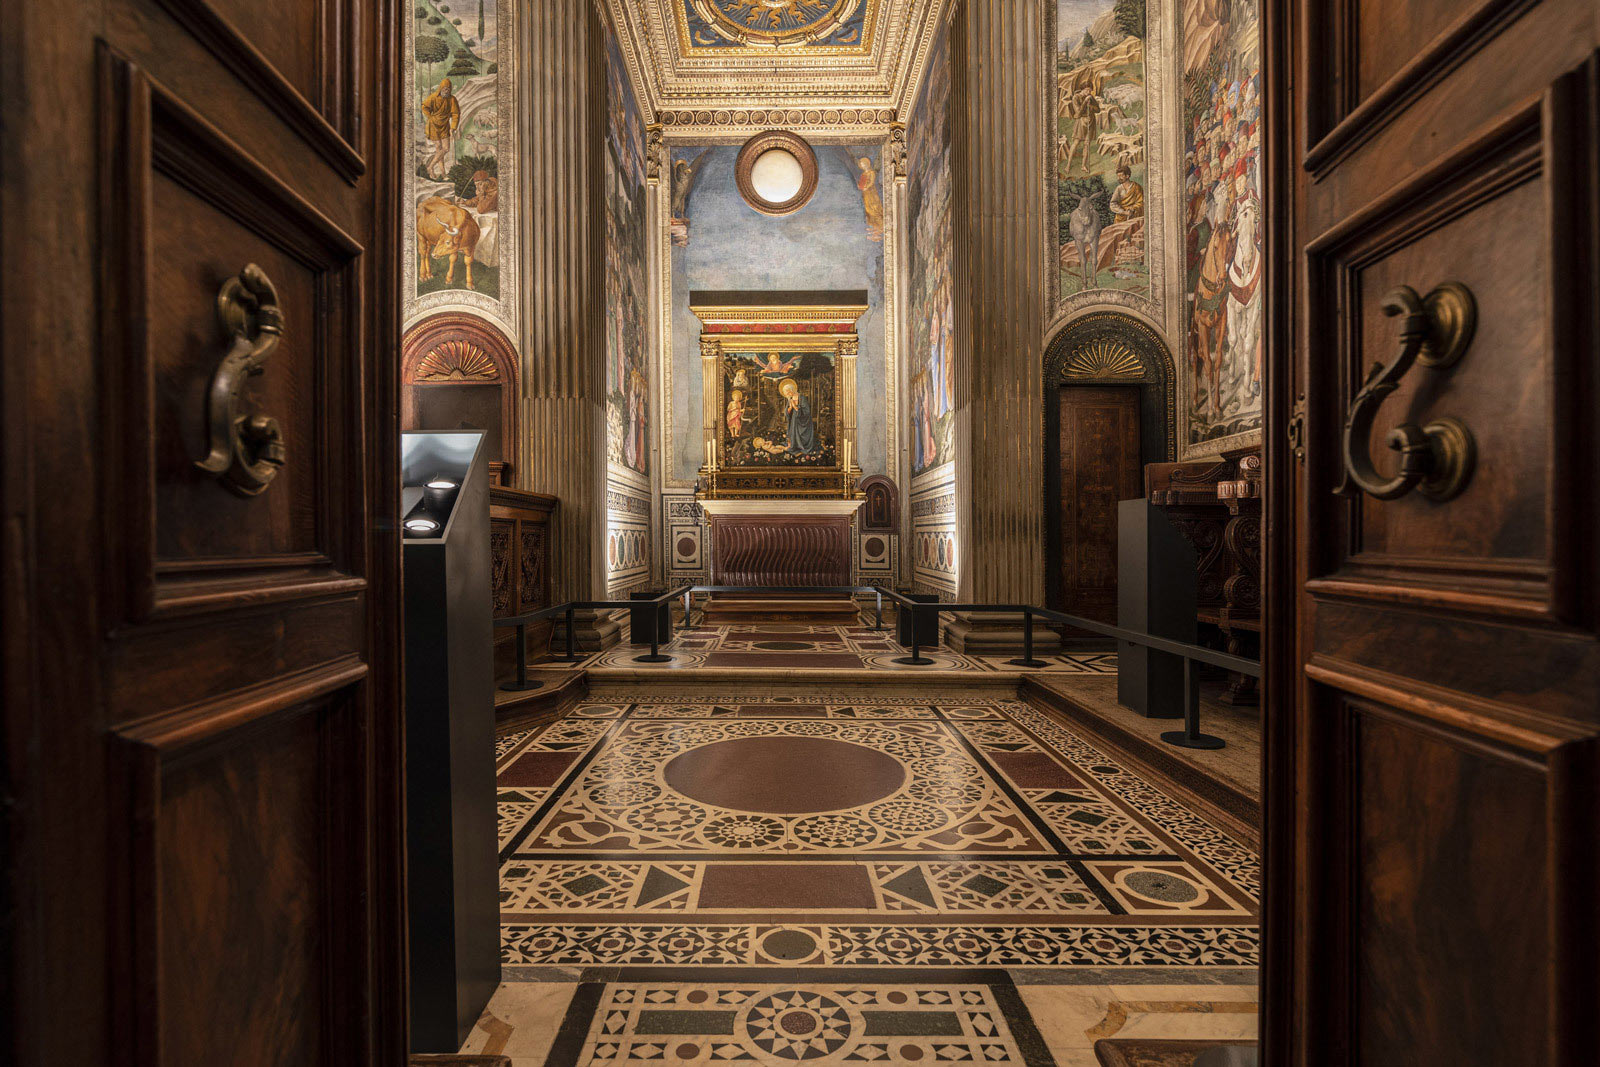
[692,292,868,499]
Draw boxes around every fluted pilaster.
[954,0,1047,607]
[519,0,607,604]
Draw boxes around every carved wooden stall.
[489,488,557,671]
[403,315,557,668]
[1146,447,1261,704]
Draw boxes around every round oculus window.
[735,131,819,216]
[749,149,804,203]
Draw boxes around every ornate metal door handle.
[196,264,286,496]
[1336,282,1477,502]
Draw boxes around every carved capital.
[889,122,908,183]
[646,123,665,186]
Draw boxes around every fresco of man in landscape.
[1056,0,1148,300]
[1182,0,1263,447]
[907,30,954,476]
[412,0,502,299]
[604,24,650,476]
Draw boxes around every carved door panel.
[1,2,400,1066]
[1268,0,1599,1062]
[1057,386,1141,626]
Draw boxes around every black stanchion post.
[873,590,884,631]
[1162,655,1225,749]
[564,606,577,662]
[1009,610,1049,669]
[499,622,544,691]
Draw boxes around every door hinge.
[1287,396,1307,464]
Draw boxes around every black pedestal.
[896,594,940,649]
[401,432,500,1054]
[630,592,672,646]
[1117,499,1198,719]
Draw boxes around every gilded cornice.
[603,0,953,125]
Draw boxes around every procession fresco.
[1056,0,1149,300]
[906,28,954,477]
[412,0,502,301]
[1181,0,1263,448]
[605,23,650,477]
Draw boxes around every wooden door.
[0,1,402,1066]
[1057,386,1142,625]
[1265,0,1600,1062]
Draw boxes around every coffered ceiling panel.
[606,0,948,127]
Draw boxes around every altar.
[691,290,869,604]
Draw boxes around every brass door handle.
[1336,282,1477,502]
[196,264,286,496]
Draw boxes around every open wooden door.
[1265,0,1600,1062]
[1,1,404,1065]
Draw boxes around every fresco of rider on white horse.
[1182,0,1263,448]
[413,0,501,300]
[1056,0,1148,301]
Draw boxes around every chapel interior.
[4,1,1597,1066]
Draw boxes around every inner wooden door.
[1266,0,1600,1062]
[1,0,403,1065]
[1057,385,1142,626]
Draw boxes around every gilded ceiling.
[605,0,948,130]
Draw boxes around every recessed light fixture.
[404,516,440,536]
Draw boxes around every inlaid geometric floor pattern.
[498,695,1258,968]
[580,624,1119,675]
[543,968,1056,1066]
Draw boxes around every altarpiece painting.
[691,291,867,498]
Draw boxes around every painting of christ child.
[720,352,838,469]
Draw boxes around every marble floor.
[473,691,1259,1064]
[460,969,1258,1066]
[577,624,1119,678]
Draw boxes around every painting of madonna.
[720,352,838,468]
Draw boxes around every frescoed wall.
[1055,0,1148,300]
[905,17,956,598]
[905,27,954,480]
[666,143,888,486]
[606,27,650,480]
[604,13,652,595]
[404,0,516,336]
[1181,0,1262,452]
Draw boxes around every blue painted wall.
[670,142,886,483]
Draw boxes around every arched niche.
[401,314,521,479]
[1042,311,1177,611]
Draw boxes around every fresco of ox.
[1056,0,1149,300]
[1182,0,1263,448]
[412,0,502,300]
[605,23,650,477]
[906,27,954,477]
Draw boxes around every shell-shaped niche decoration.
[1063,339,1144,380]
[415,339,499,382]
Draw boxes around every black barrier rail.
[493,584,1259,750]
[494,584,697,690]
